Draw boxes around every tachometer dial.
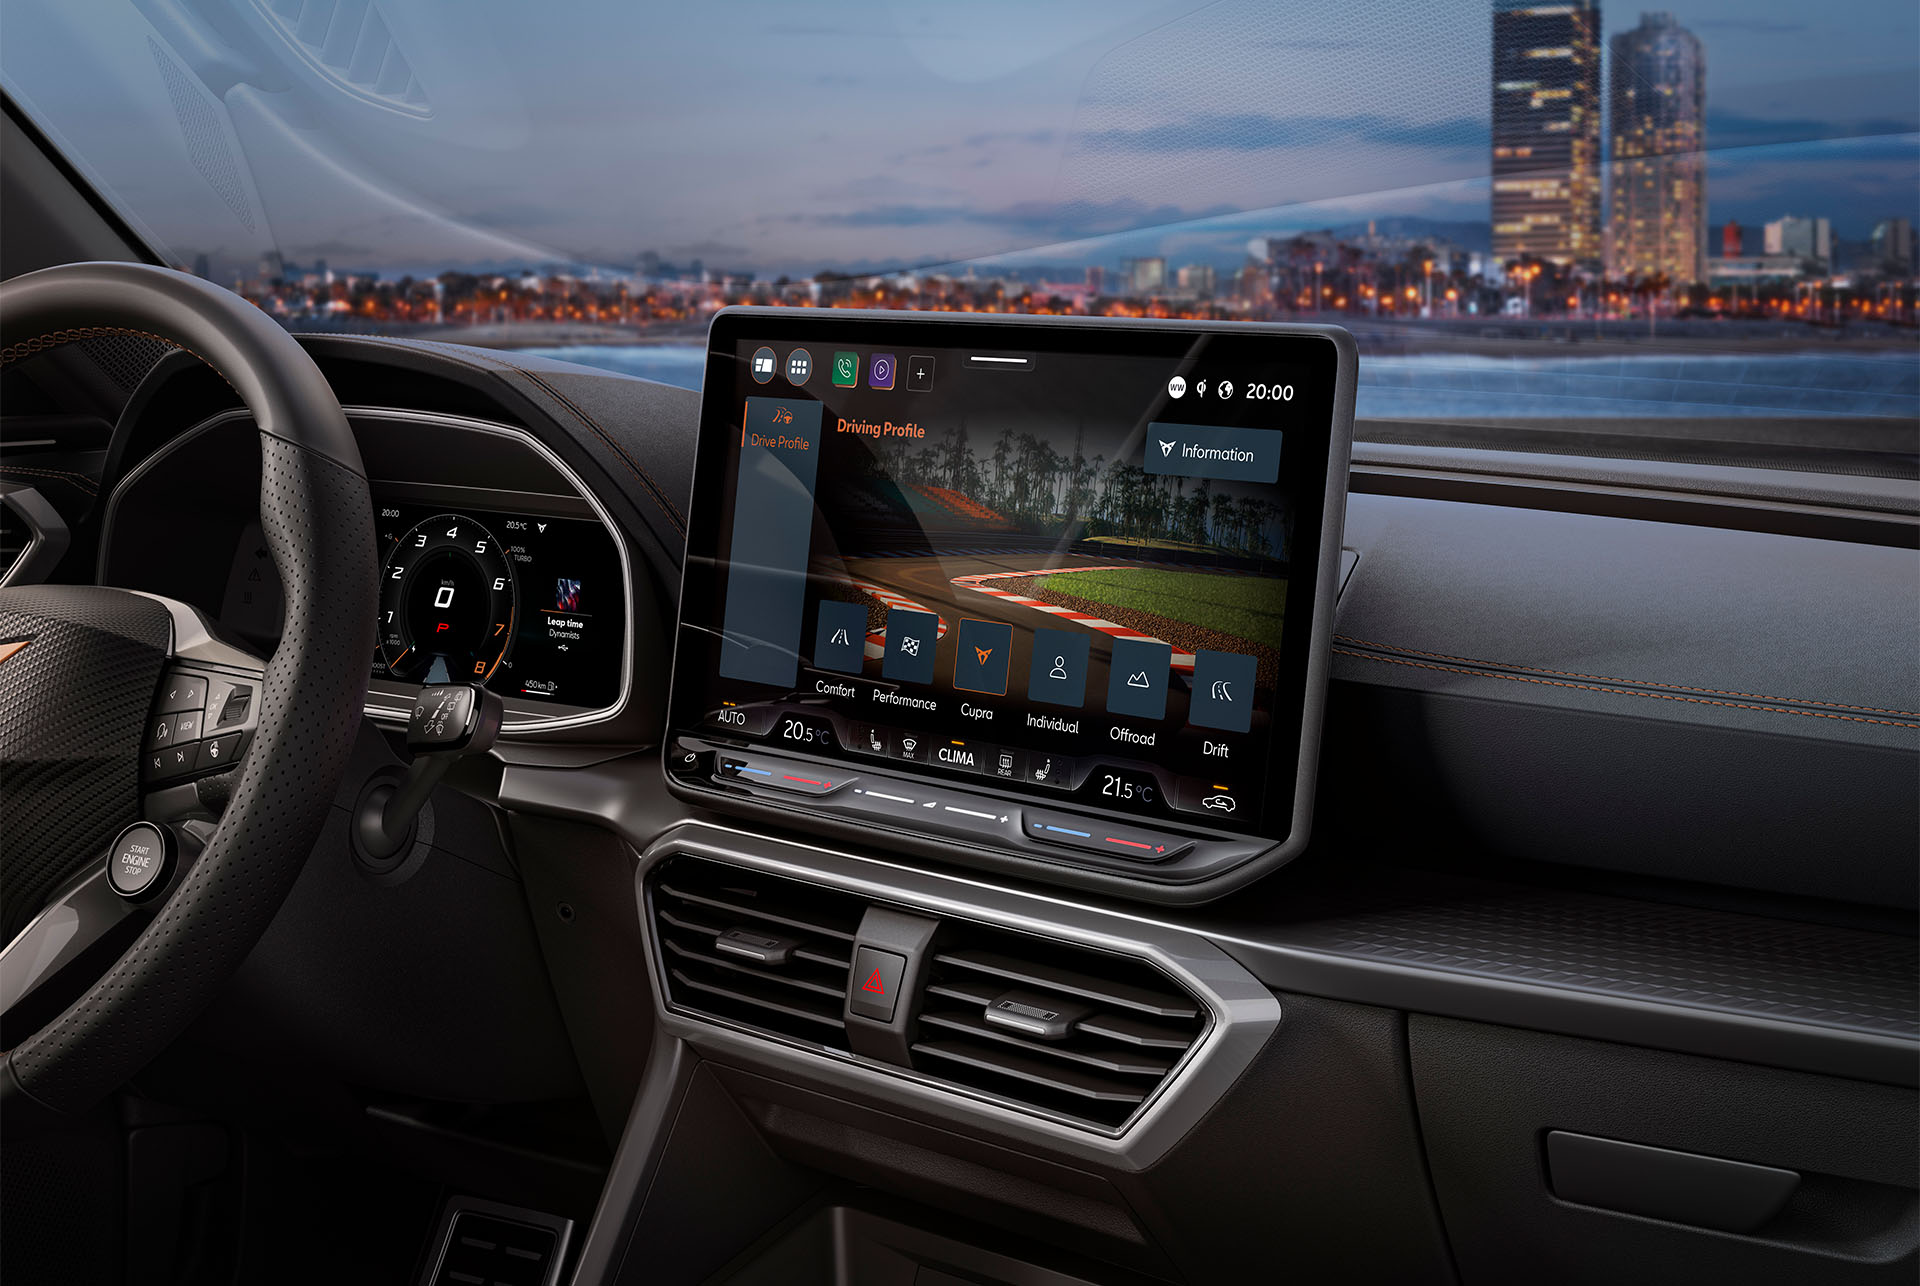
[378,514,516,684]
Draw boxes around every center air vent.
[649,856,1213,1134]
[913,923,1208,1130]
[653,859,865,1053]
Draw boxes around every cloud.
[668,239,749,258]
[770,197,1238,240]
[1707,112,1918,150]
[1243,38,1367,52]
[1075,112,1488,156]
[886,128,1062,165]
[459,201,570,230]
[281,238,376,258]
[1692,19,1809,35]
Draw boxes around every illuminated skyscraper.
[1492,1,1603,268]
[1606,12,1706,285]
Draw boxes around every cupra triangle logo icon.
[862,968,887,995]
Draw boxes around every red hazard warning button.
[848,946,906,1023]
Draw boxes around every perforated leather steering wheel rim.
[0,262,376,1119]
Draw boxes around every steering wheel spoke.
[133,593,267,795]
[0,263,376,1128]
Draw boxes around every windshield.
[5,0,1915,472]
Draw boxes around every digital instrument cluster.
[370,499,625,711]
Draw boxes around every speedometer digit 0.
[379,514,516,685]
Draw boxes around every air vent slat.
[1076,1012,1196,1050]
[658,880,859,942]
[932,948,1200,1019]
[912,1040,1152,1105]
[669,968,847,1032]
[658,906,726,936]
[918,1011,1176,1076]
[662,939,847,999]
[658,906,852,971]
[926,979,1000,1007]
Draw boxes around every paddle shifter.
[356,683,503,860]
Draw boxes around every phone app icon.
[832,351,858,387]
[869,353,896,390]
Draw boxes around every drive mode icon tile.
[881,607,939,684]
[952,619,1012,694]
[1189,649,1256,732]
[1106,638,1171,720]
[1028,628,1089,708]
[813,600,868,674]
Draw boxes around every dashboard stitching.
[1333,634,1920,719]
[0,464,97,495]
[514,367,688,535]
[0,326,241,400]
[1333,647,1920,730]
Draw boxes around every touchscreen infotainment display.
[670,310,1349,846]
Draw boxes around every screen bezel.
[667,307,1356,881]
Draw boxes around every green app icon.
[831,351,858,387]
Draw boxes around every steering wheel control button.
[147,743,197,781]
[157,671,209,713]
[108,822,174,899]
[1024,810,1192,864]
[848,947,906,1023]
[170,709,203,742]
[195,731,246,772]
[146,714,178,750]
[209,679,253,729]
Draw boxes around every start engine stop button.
[108,822,174,899]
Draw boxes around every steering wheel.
[0,263,376,1127]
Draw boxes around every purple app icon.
[869,353,896,389]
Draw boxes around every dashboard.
[101,407,633,734]
[7,314,1910,1286]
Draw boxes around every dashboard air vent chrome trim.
[638,829,1277,1162]
[914,925,1208,1131]
[653,860,864,1053]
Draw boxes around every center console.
[664,308,1356,901]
